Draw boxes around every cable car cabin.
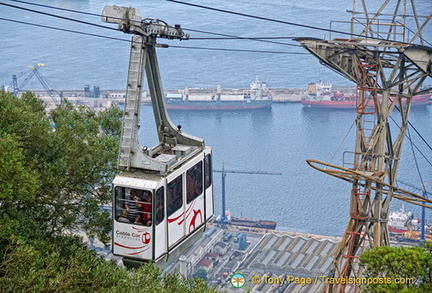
[112,147,213,266]
[101,4,213,268]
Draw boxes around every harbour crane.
[397,180,430,242]
[102,6,213,269]
[11,63,61,104]
[295,0,432,291]
[214,162,282,224]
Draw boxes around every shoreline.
[17,85,358,110]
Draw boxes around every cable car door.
[166,172,185,248]
[185,158,206,234]
[154,183,167,260]
[204,148,214,221]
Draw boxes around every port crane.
[102,6,213,268]
[11,63,61,104]
[295,0,432,291]
[214,162,282,224]
[397,180,430,242]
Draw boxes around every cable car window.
[115,187,128,222]
[204,154,212,189]
[155,186,164,225]
[187,161,203,204]
[167,175,183,217]
[140,190,152,226]
[114,187,152,226]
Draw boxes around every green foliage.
[0,132,40,202]
[0,91,50,153]
[0,92,46,203]
[0,91,122,243]
[0,230,217,293]
[360,244,432,293]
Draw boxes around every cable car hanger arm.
[102,6,204,175]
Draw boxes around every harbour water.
[138,103,432,237]
[2,0,432,236]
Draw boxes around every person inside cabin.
[187,172,198,202]
[155,200,163,225]
[117,209,130,223]
[134,215,143,225]
[167,177,182,216]
[167,187,180,216]
[141,191,152,226]
[125,189,141,223]
[187,165,203,203]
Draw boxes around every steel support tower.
[296,1,432,292]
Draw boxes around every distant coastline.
[16,85,358,110]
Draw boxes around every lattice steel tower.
[296,1,432,292]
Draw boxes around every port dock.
[24,85,357,110]
[165,222,343,292]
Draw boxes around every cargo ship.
[216,211,277,230]
[229,217,277,230]
[388,206,420,235]
[165,78,272,110]
[388,205,432,236]
[302,81,431,108]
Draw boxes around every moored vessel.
[388,205,432,237]
[302,81,431,109]
[229,217,277,230]
[216,211,277,230]
[165,78,272,110]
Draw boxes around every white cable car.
[112,148,213,266]
[102,6,213,267]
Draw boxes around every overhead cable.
[184,28,301,47]
[0,1,117,31]
[7,0,101,17]
[166,0,387,41]
[389,115,432,169]
[407,126,427,192]
[0,17,307,55]
[169,45,308,54]
[0,17,130,42]
[2,0,303,48]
